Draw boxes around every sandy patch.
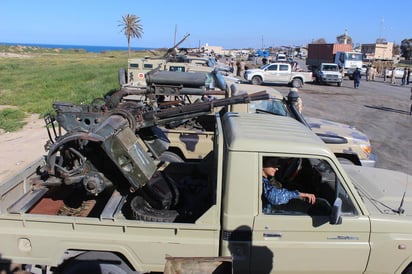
[0,114,48,182]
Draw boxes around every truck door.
[264,64,279,82]
[275,64,291,84]
[251,156,370,273]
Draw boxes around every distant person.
[383,67,387,82]
[290,87,303,113]
[353,68,361,88]
[371,66,376,81]
[407,68,410,85]
[391,67,397,85]
[365,66,370,81]
[410,87,412,115]
[236,60,241,77]
[239,59,246,79]
[402,68,408,86]
[262,57,268,65]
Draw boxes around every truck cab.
[314,62,343,86]
[334,51,363,79]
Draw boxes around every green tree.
[400,39,412,60]
[119,14,143,58]
[312,38,327,44]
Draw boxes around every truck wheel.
[292,78,303,88]
[130,195,178,222]
[251,76,262,85]
[118,67,127,86]
[337,82,342,87]
[159,151,184,163]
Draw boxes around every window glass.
[249,99,289,117]
[143,64,154,69]
[279,64,289,71]
[169,66,186,72]
[261,156,357,216]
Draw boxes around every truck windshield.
[248,99,289,116]
[324,65,338,71]
[345,53,363,61]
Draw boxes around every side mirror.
[330,198,342,225]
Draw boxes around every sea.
[0,42,154,53]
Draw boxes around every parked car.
[360,64,367,76]
[385,67,407,78]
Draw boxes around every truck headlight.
[361,145,372,155]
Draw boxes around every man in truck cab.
[262,157,316,214]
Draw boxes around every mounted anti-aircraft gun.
[111,69,229,109]
[42,90,268,221]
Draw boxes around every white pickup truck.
[244,62,313,88]
[314,62,343,86]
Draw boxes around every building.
[201,44,224,56]
[361,42,393,61]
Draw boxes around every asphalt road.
[239,76,412,175]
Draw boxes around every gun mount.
[164,33,190,58]
[109,69,229,110]
[42,90,269,200]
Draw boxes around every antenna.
[379,17,384,40]
[174,24,177,46]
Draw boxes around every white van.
[276,53,287,62]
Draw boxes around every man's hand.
[299,192,316,204]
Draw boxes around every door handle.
[263,232,282,238]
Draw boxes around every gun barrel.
[154,91,269,121]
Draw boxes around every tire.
[130,195,178,222]
[292,78,303,88]
[251,76,263,85]
[159,151,184,163]
[118,67,127,86]
[337,82,342,87]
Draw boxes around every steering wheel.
[308,197,332,216]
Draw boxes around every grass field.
[0,45,161,132]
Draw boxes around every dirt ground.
[0,75,411,183]
[0,113,49,182]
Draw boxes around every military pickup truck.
[243,62,313,88]
[0,110,411,274]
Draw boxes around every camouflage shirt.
[262,177,299,213]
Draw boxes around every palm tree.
[119,14,143,58]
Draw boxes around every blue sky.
[1,0,410,49]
